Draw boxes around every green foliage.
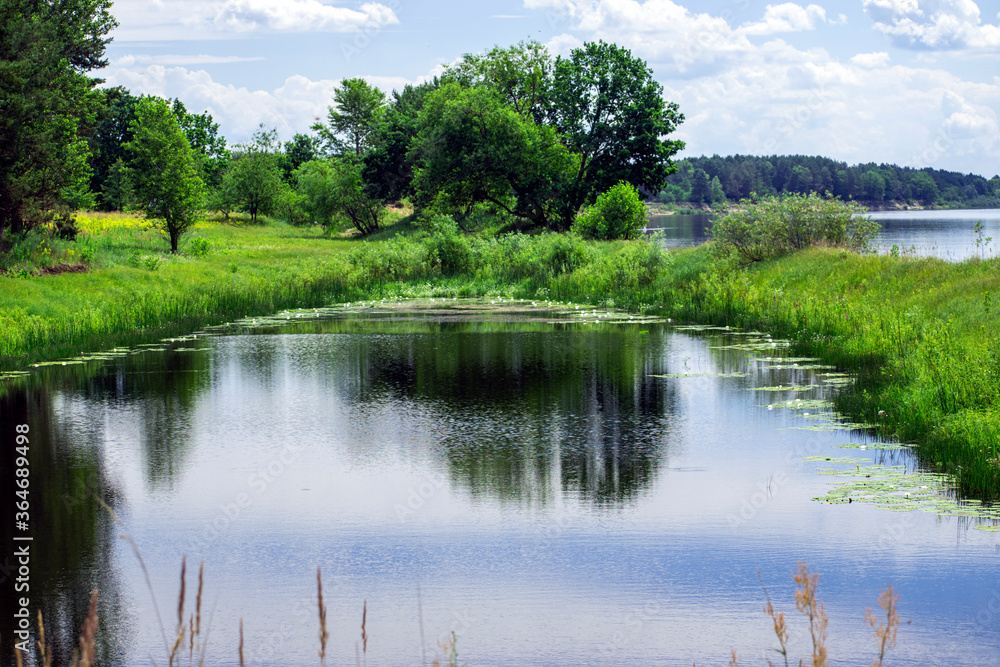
[541,40,685,223]
[125,97,205,252]
[410,83,577,229]
[363,81,439,203]
[89,87,138,210]
[711,193,878,263]
[313,78,387,157]
[229,147,282,223]
[297,158,384,235]
[420,216,472,276]
[572,182,647,240]
[170,98,229,188]
[347,237,428,282]
[187,237,211,257]
[278,133,320,182]
[0,0,116,244]
[206,172,238,220]
[274,182,310,226]
[444,39,551,115]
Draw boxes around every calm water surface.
[1,302,998,666]
[647,208,1000,261]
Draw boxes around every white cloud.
[941,90,999,138]
[850,51,892,67]
[862,0,1000,50]
[526,0,753,75]
[99,64,429,144]
[523,0,1000,173]
[523,1,838,76]
[742,3,828,36]
[108,0,399,40]
[214,0,398,33]
[114,55,265,67]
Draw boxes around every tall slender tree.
[0,0,117,245]
[126,97,205,252]
[312,78,387,157]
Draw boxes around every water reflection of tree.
[335,324,679,506]
[86,349,212,488]
[0,389,128,667]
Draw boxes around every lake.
[647,208,1000,261]
[2,300,998,666]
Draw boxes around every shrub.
[188,237,211,257]
[572,181,647,241]
[420,215,472,276]
[347,237,429,283]
[711,193,878,263]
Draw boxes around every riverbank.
[2,214,998,499]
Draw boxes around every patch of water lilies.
[817,373,853,387]
[766,398,833,411]
[711,339,792,351]
[757,363,838,371]
[809,455,1000,529]
[752,384,819,392]
[650,371,750,379]
[787,421,876,432]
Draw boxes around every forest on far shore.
[656,154,1000,209]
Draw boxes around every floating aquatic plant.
[809,455,1000,528]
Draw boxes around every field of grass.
[2,211,998,499]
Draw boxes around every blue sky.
[99,0,1000,176]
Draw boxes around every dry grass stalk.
[177,556,187,633]
[435,631,458,667]
[793,562,828,667]
[169,628,185,667]
[190,561,205,662]
[37,610,52,667]
[78,589,99,667]
[169,557,187,667]
[759,573,790,667]
[317,567,330,664]
[866,584,900,667]
[14,644,24,667]
[417,582,427,667]
[239,617,245,667]
[361,600,368,665]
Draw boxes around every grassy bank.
[2,213,998,498]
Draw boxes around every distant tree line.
[656,154,1000,208]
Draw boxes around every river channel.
[1,300,998,666]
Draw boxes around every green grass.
[2,212,999,499]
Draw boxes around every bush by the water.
[711,193,879,263]
[572,182,647,241]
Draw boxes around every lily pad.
[650,372,749,379]
[752,385,819,392]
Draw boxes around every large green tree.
[541,41,685,225]
[313,78,386,156]
[0,0,117,245]
[126,97,204,252]
[410,84,577,229]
